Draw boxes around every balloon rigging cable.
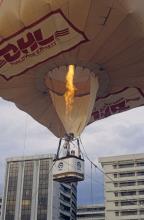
[79,137,143,208]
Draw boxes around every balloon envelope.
[0,0,144,137]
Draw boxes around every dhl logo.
[0,28,69,67]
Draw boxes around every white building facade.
[99,153,144,220]
[1,154,77,220]
[77,204,105,220]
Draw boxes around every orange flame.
[64,65,76,114]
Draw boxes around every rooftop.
[99,153,144,163]
[6,154,54,162]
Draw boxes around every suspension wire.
[79,136,114,182]
[22,113,29,158]
[60,154,103,187]
[79,136,143,209]
[56,140,105,205]
[90,162,93,205]
[71,138,104,202]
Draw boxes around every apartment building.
[53,181,77,220]
[1,154,77,220]
[99,153,144,220]
[77,204,105,220]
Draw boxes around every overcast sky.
[0,98,144,205]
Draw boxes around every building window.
[140,210,144,215]
[71,201,76,211]
[60,213,70,220]
[72,192,77,201]
[113,164,117,169]
[60,193,70,203]
[21,161,34,220]
[114,192,118,197]
[115,211,119,216]
[60,203,70,212]
[115,202,118,206]
[114,174,117,178]
[120,191,136,196]
[136,161,144,167]
[121,200,137,206]
[137,180,144,185]
[118,163,134,168]
[77,213,105,218]
[77,207,105,212]
[60,184,71,194]
[37,159,49,220]
[114,183,118,187]
[139,190,144,195]
[139,200,144,205]
[119,172,135,177]
[137,171,144,176]
[71,183,77,193]
[121,210,137,216]
[5,162,19,220]
[119,181,136,187]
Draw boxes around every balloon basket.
[53,134,85,183]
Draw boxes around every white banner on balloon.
[90,87,144,123]
[0,10,88,80]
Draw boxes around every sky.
[0,98,144,205]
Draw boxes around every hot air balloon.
[1,0,144,182]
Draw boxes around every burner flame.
[64,65,76,115]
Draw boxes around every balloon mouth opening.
[44,65,92,97]
[43,65,99,137]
